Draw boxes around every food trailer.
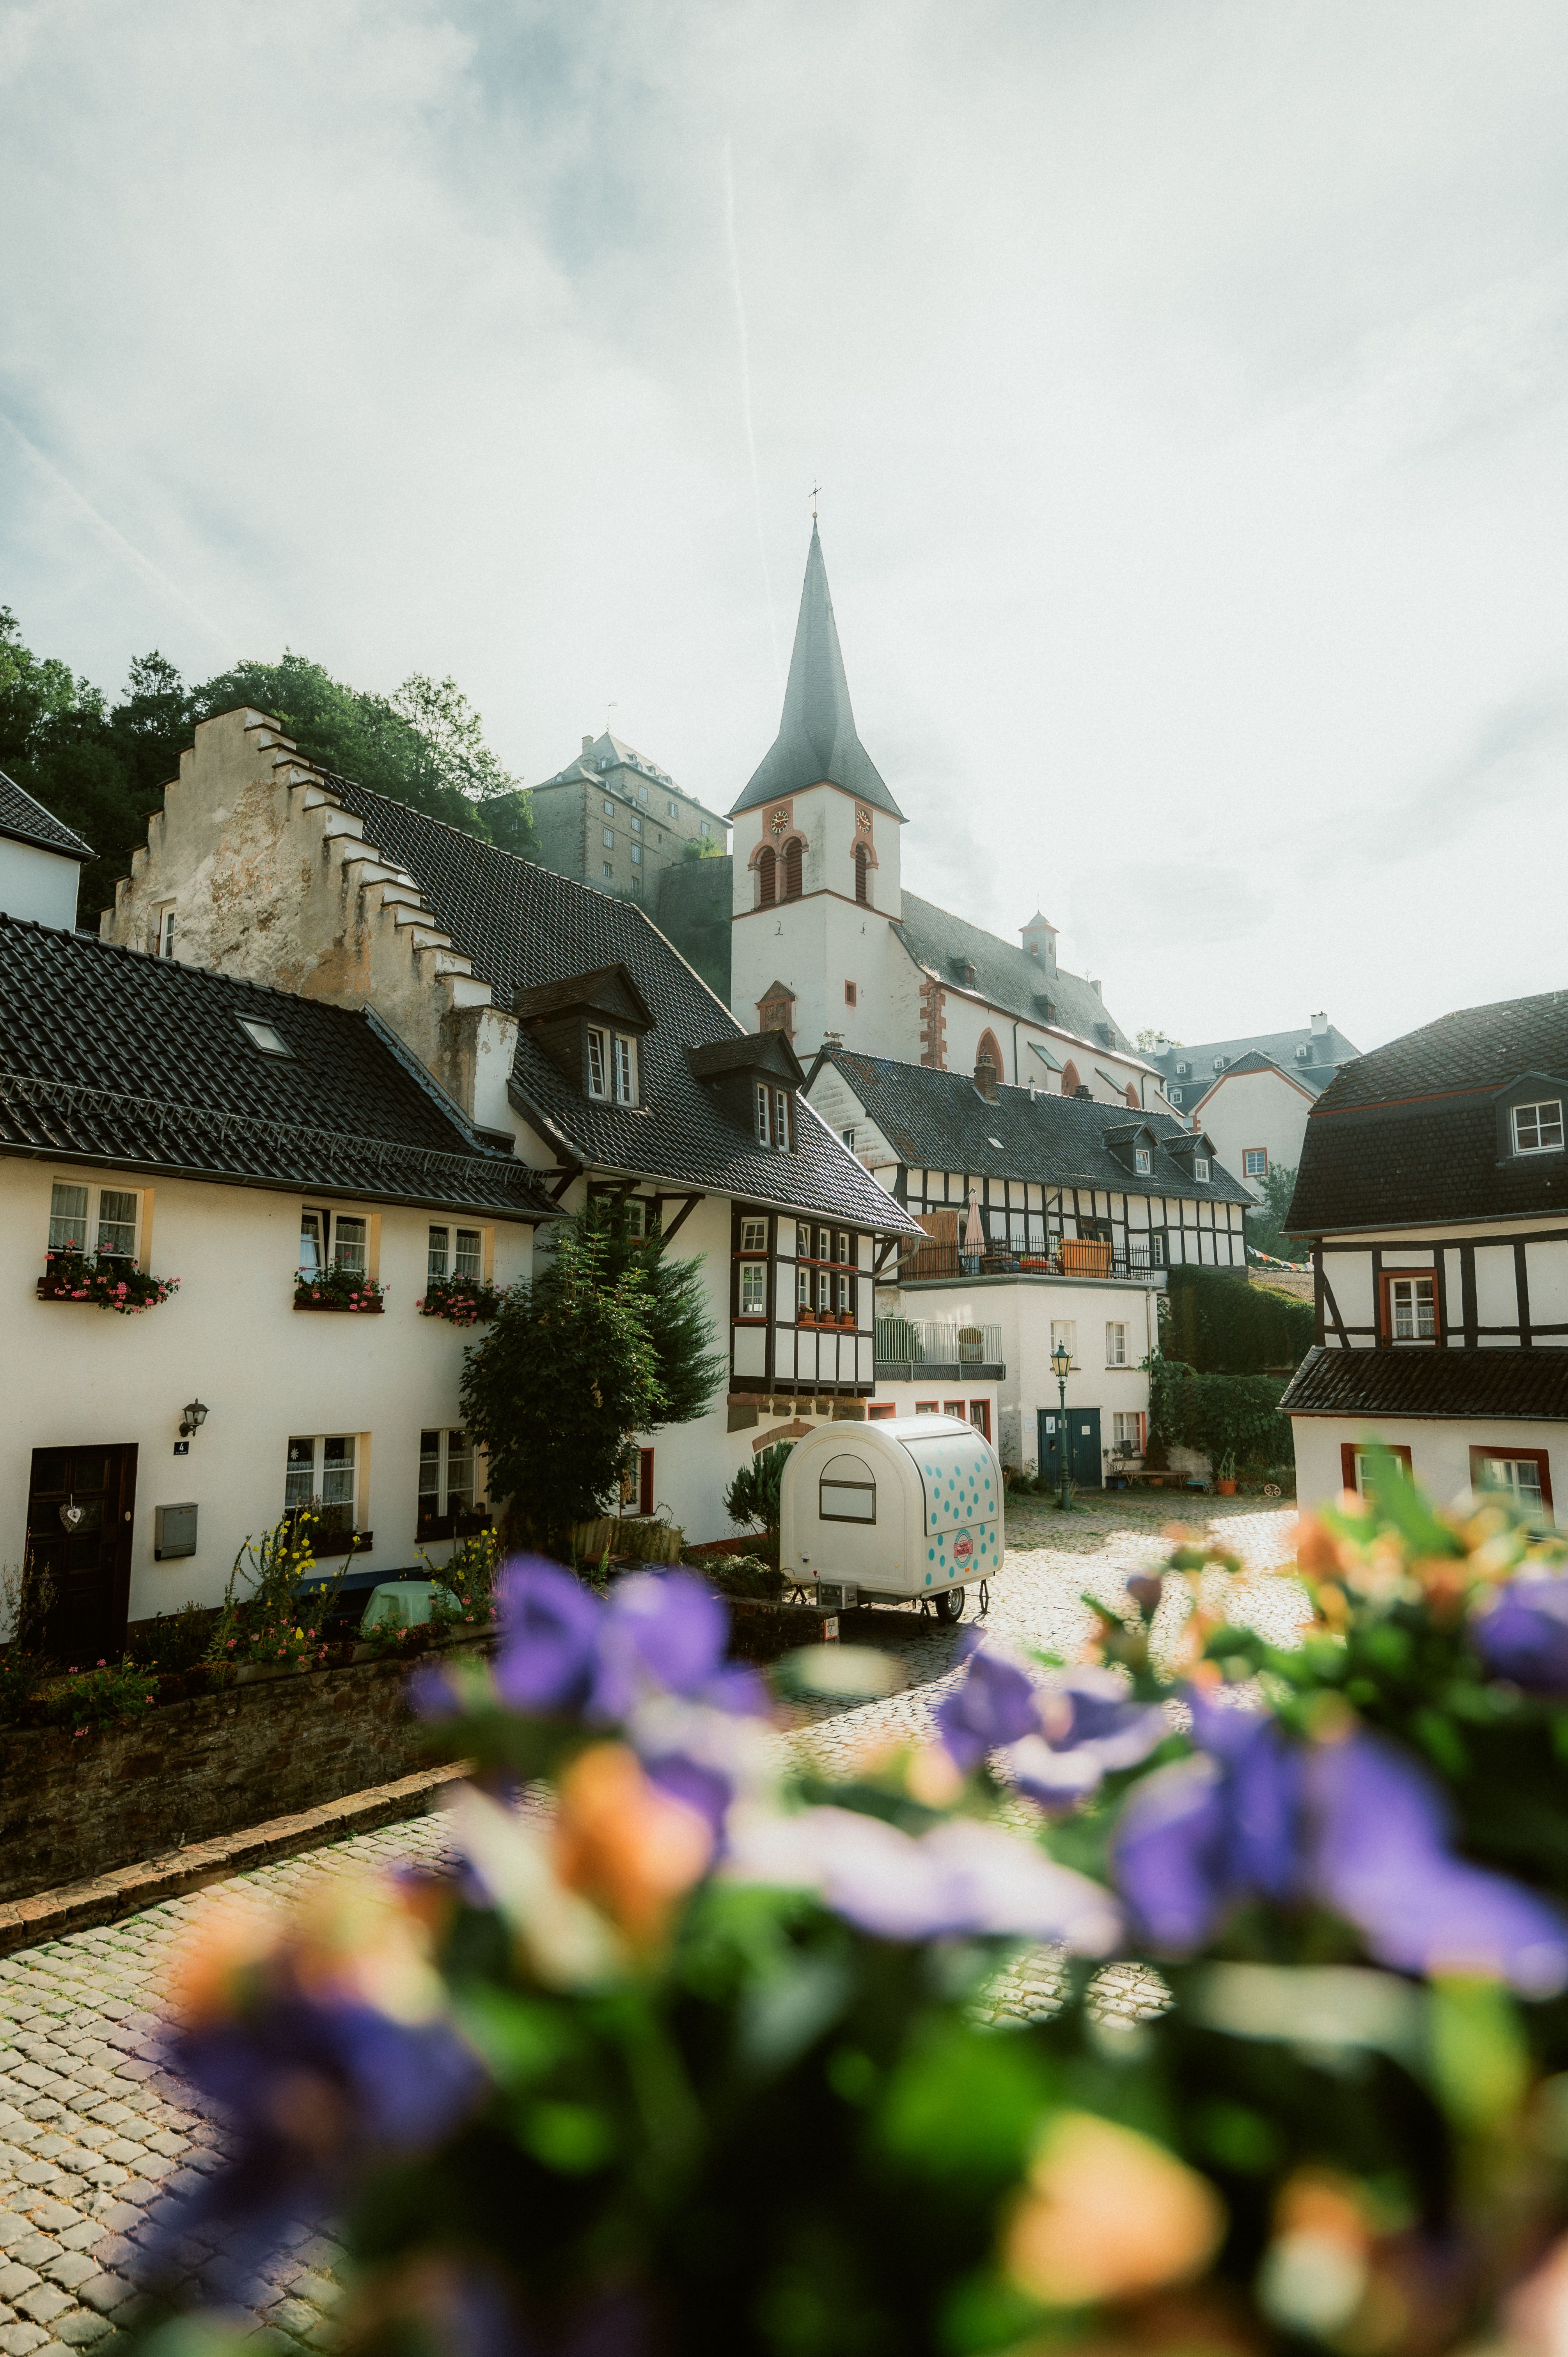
[778,1414,1005,1621]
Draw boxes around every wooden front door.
[25,1445,138,1665]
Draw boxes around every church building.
[728,531,1171,1115]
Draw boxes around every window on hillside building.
[1384,1272,1437,1343]
[701,820,711,838]
[842,1125,857,1152]
[1106,1321,1128,1367]
[630,813,641,833]
[1050,1319,1077,1367]
[603,799,614,816]
[602,862,612,879]
[630,843,642,865]
[156,906,176,958]
[1243,1148,1268,1179]
[428,1226,483,1281]
[668,800,678,818]
[603,828,614,849]
[1514,1101,1565,1155]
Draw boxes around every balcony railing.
[898,1242,1161,1282]
[875,1317,1004,1368]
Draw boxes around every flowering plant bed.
[416,1273,504,1326]
[37,1251,179,1314]
[293,1267,386,1312]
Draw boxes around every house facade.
[727,529,1171,1113]
[1148,1015,1361,1198]
[0,769,93,930]
[1281,991,1568,1520]
[0,912,553,1659]
[808,1047,1252,1478]
[99,709,919,1545]
[530,730,729,903]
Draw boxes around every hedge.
[1145,1355,1294,1473]
[1159,1264,1314,1374]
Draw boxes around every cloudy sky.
[4,0,1567,1054]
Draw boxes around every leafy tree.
[461,1228,663,1548]
[1245,1161,1304,1262]
[569,1199,727,1428]
[724,1440,794,1535]
[681,832,724,861]
[1135,1027,1180,1053]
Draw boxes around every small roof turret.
[730,527,904,820]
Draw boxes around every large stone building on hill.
[727,530,1171,1114]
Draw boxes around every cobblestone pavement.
[0,1499,1298,2353]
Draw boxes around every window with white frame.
[755,1083,772,1146]
[419,1429,476,1530]
[299,1209,366,1277]
[796,1264,811,1308]
[155,906,176,958]
[630,843,642,865]
[835,1271,852,1315]
[796,1221,811,1258]
[1514,1101,1565,1155]
[740,1262,767,1315]
[1134,1147,1151,1174]
[1149,1232,1166,1266]
[1050,1318,1077,1366]
[1473,1452,1548,1519]
[1112,1411,1144,1454]
[1193,1156,1210,1181]
[817,1267,832,1312]
[587,1029,639,1104]
[238,1017,290,1056]
[613,1036,637,1103]
[1106,1320,1128,1367]
[1243,1148,1268,1180]
[428,1225,483,1281]
[740,1217,768,1253]
[48,1181,139,1262]
[286,1434,357,1537]
[774,1089,791,1149]
[587,1030,606,1096]
[1386,1273,1437,1343]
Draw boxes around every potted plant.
[294,1265,387,1313]
[1215,1449,1238,1495]
[798,1306,816,1326]
[418,1274,504,1326]
[37,1249,179,1315]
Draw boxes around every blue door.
[1037,1406,1103,1490]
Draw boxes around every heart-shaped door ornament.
[59,1499,85,1532]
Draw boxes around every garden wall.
[0,1644,483,1906]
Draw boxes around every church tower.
[728,528,907,1056]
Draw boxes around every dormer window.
[1514,1100,1564,1155]
[756,1084,791,1148]
[1176,1061,1190,1077]
[1194,1156,1210,1180]
[587,1028,639,1104]
[1134,1147,1151,1175]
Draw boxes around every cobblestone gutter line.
[0,1764,470,1962]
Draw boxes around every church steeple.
[729,527,905,819]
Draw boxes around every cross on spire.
[809,479,822,524]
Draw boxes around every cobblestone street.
[0,1498,1299,2355]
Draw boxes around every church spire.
[729,526,905,819]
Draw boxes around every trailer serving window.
[819,1454,876,1523]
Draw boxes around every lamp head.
[1052,1341,1071,1381]
[179,1399,209,1438]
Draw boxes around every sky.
[4,0,1568,1056]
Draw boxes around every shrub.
[1146,1352,1291,1470]
[724,1440,794,1535]
[427,1527,501,1635]
[212,1511,345,1668]
[40,1661,158,1732]
[127,1601,215,1674]
[698,1553,786,1601]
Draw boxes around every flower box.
[37,1253,179,1315]
[417,1276,503,1326]
[294,1269,387,1313]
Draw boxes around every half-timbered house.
[1281,990,1568,1518]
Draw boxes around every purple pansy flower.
[1003,1668,1167,1813]
[1112,1694,1568,1995]
[593,1571,766,1719]
[1471,1576,1568,1696]
[934,1636,1039,1772]
[493,1560,602,1715]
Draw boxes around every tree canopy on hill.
[0,612,534,921]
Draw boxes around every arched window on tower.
[1061,1060,1081,1097]
[975,1029,1004,1087]
[783,838,803,900]
[757,846,776,908]
[1125,1083,1139,1110]
[853,842,871,906]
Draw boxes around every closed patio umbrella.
[963,1191,986,1256]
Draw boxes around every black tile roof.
[810,1047,1253,1205]
[891,895,1137,1063]
[318,777,918,1232]
[0,916,556,1221]
[1152,1022,1359,1095]
[0,769,93,862]
[1282,1342,1568,1423]
[1287,990,1568,1235]
[729,528,904,820]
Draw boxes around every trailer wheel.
[933,1585,965,1624]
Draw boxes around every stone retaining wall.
[0,1645,482,1906]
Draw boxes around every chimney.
[582,734,594,755]
[1075,1084,1092,1100]
[1311,1010,1329,1035]
[975,1055,998,1102]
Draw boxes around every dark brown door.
[25,1445,138,1665]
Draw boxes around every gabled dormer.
[1165,1128,1217,1186]
[1103,1121,1162,1180]
[513,964,655,1109]
[690,1029,806,1152]
[1494,1072,1568,1164]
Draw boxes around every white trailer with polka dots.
[779,1414,1005,1625]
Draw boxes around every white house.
[99,710,922,1546]
[808,1046,1252,1480]
[0,911,555,1659]
[1148,1017,1361,1201]
[1281,990,1568,1519]
[728,529,1170,1114]
[0,769,93,930]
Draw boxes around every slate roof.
[730,528,904,820]
[0,914,556,1221]
[1282,1342,1568,1423]
[1287,989,1568,1235]
[0,769,94,863]
[809,1047,1252,1204]
[317,777,918,1232]
[538,732,728,829]
[892,894,1138,1061]
[1153,1023,1358,1108]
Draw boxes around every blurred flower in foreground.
[552,1741,714,1950]
[1114,1694,1568,1994]
[934,1636,1038,1772]
[1002,2110,1225,2307]
[493,1560,601,1715]
[1002,1667,1167,1813]
[1472,1574,1568,1696]
[491,1561,766,1726]
[724,1803,1121,1949]
[1256,2171,1374,2342]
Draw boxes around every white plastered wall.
[1292,1413,1568,1524]
[0,1159,535,1625]
[0,839,80,930]
[1191,1067,1315,1200]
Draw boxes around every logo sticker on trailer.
[953,1533,973,1564]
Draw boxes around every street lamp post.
[1052,1337,1072,1512]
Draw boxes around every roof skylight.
[238,1016,291,1057]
